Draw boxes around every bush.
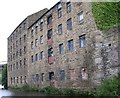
[39,86,59,95]
[95,74,120,97]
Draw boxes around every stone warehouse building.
[7,1,120,89]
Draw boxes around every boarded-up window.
[70,69,77,80]
[81,67,88,80]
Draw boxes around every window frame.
[59,43,64,54]
[67,18,72,30]
[58,24,62,34]
[78,11,84,24]
[68,39,74,51]
[35,53,38,61]
[79,34,86,48]
[40,51,44,60]
[66,2,71,13]
[47,29,52,40]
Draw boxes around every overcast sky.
[0,0,59,64]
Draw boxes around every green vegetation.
[10,73,120,97]
[9,84,39,92]
[92,2,120,30]
[95,73,120,97]
[2,64,8,89]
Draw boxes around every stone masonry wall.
[92,26,120,86]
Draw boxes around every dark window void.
[47,29,52,40]
[49,72,54,80]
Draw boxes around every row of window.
[31,67,88,83]
[59,35,86,53]
[31,35,85,64]
[31,35,43,49]
[8,32,26,46]
[8,46,26,62]
[57,1,72,19]
[31,11,84,38]
[9,35,26,53]
[10,76,27,84]
[31,51,44,63]
[9,58,26,71]
[30,1,72,37]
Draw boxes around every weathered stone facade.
[7,8,48,87]
[7,1,120,89]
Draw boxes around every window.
[35,53,38,61]
[36,74,39,82]
[58,8,62,18]
[70,69,77,80]
[67,18,72,30]
[40,19,43,31]
[24,58,26,66]
[19,49,22,56]
[10,78,12,84]
[31,41,34,49]
[68,39,74,51]
[79,35,86,48]
[40,51,44,60]
[16,77,19,83]
[49,72,54,80]
[16,51,18,58]
[13,53,15,60]
[48,47,53,57]
[24,76,27,83]
[35,38,38,47]
[13,77,15,84]
[11,46,12,52]
[41,73,44,82]
[16,62,18,69]
[81,67,88,80]
[60,70,65,81]
[16,40,18,48]
[58,24,62,34]
[24,46,26,54]
[31,28,34,37]
[78,11,84,24]
[47,29,52,40]
[20,60,22,68]
[47,15,52,26]
[13,43,15,50]
[20,38,21,45]
[57,2,62,9]
[59,43,64,54]
[24,34,26,42]
[11,55,12,61]
[16,30,18,38]
[10,65,12,71]
[13,64,15,70]
[10,55,12,61]
[20,76,22,83]
[66,2,71,13]
[40,35,43,44]
[35,23,38,34]
[31,55,34,63]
